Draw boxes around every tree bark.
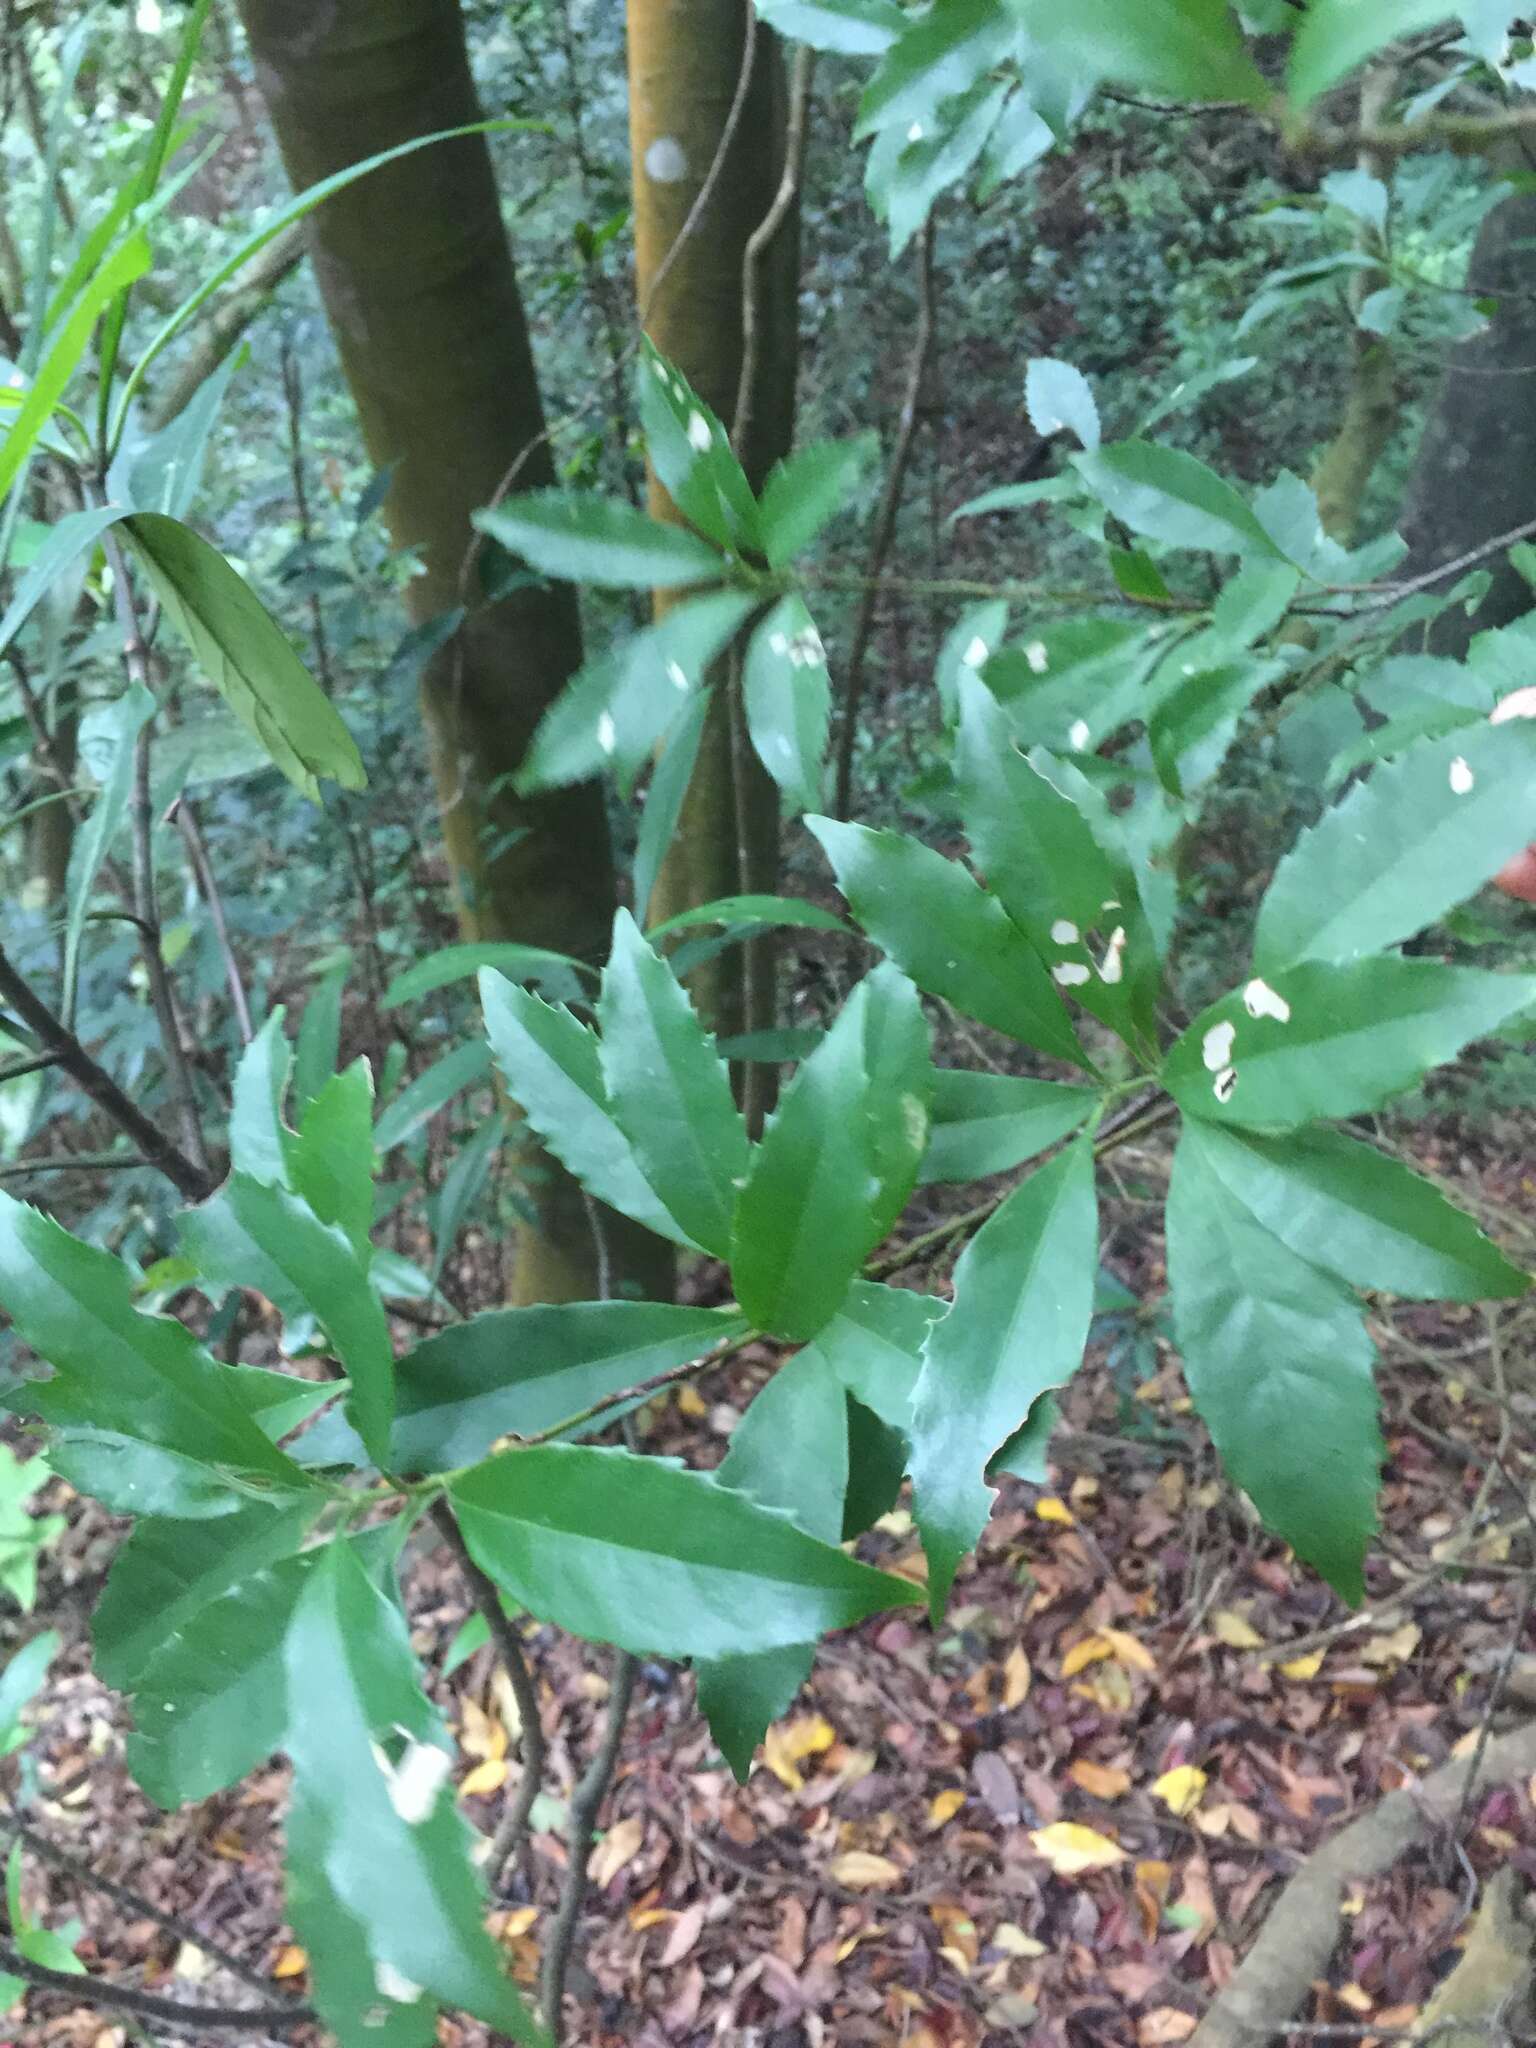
[238,0,667,1304]
[626,0,799,1050]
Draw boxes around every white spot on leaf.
[374,1963,424,2005]
[1068,719,1091,752]
[1213,1066,1238,1104]
[686,411,712,453]
[1491,686,1536,724]
[1053,962,1092,987]
[1449,755,1475,795]
[1025,640,1049,674]
[666,660,689,692]
[1202,1020,1236,1072]
[1050,918,1079,946]
[644,136,688,183]
[1243,977,1291,1023]
[378,1738,452,1826]
[596,712,617,757]
[907,121,924,142]
[1098,926,1127,985]
[963,636,989,668]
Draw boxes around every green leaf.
[922,1070,1100,1182]
[808,816,1087,1066]
[389,1303,748,1472]
[47,1429,262,1520]
[294,958,347,1115]
[637,338,759,551]
[0,1193,304,1487]
[797,1278,943,1438]
[1254,720,1536,971]
[1012,0,1267,102]
[230,1009,293,1184]
[516,590,755,793]
[449,1442,919,1660]
[289,1061,376,1261]
[696,1349,850,1778]
[1147,655,1284,797]
[949,476,1081,522]
[754,0,905,54]
[1167,1121,1382,1602]
[428,1112,504,1288]
[0,1631,58,1756]
[384,943,587,1009]
[597,910,749,1257]
[110,344,243,519]
[374,1042,493,1155]
[1025,357,1100,449]
[954,674,1158,1049]
[1182,1122,1528,1305]
[474,491,728,589]
[934,600,1009,723]
[62,683,154,1022]
[732,966,932,1341]
[179,1176,394,1471]
[119,513,365,801]
[842,1396,908,1536]
[0,232,151,502]
[0,504,129,662]
[1164,959,1536,1131]
[868,78,1011,255]
[635,689,709,923]
[284,1540,546,2047]
[1072,441,1281,559]
[1289,0,1454,107]
[756,434,878,569]
[647,893,848,940]
[909,1138,1098,1610]
[744,596,832,812]
[480,973,692,1247]
[854,0,1018,140]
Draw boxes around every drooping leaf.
[637,338,759,551]
[283,1540,546,2047]
[922,1070,1100,1182]
[1025,357,1100,449]
[1167,1121,1383,1602]
[474,491,729,589]
[479,972,692,1247]
[449,1443,921,1659]
[1164,959,1536,1131]
[1254,720,1536,971]
[0,1193,305,1488]
[0,504,130,662]
[808,816,1087,1066]
[597,910,748,1257]
[293,958,347,1115]
[388,1303,750,1472]
[119,513,366,801]
[427,1112,504,1288]
[743,596,832,813]
[179,1177,394,1471]
[909,1137,1099,1611]
[1072,441,1282,559]
[756,434,879,568]
[731,966,932,1341]
[1178,1122,1528,1304]
[373,1042,494,1155]
[854,0,1019,140]
[867,77,1011,255]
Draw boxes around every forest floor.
[9,1117,1536,2048]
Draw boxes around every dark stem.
[0,1940,312,2032]
[173,799,254,1044]
[831,214,937,822]
[0,1152,149,1179]
[732,42,815,458]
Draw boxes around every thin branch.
[172,800,253,1044]
[1300,100,1536,164]
[538,1649,637,2042]
[0,1152,148,1179]
[429,1500,548,1900]
[0,1940,313,2033]
[732,43,815,458]
[0,942,214,1201]
[831,216,938,822]
[1356,511,1536,607]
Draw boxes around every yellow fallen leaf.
[1100,1628,1157,1676]
[1280,1649,1326,1681]
[928,1788,967,1828]
[993,1922,1048,1959]
[1068,1759,1132,1801]
[1153,1765,1207,1817]
[588,1814,645,1889]
[271,1946,308,1980]
[501,1906,538,1938]
[459,1696,508,1763]
[829,1850,903,1890]
[1036,1498,1075,1526]
[762,1713,836,1790]
[1336,1984,1373,2015]
[1003,1645,1032,1707]
[459,1757,509,1798]
[1061,1635,1114,1677]
[1029,1822,1126,1877]
[1361,1621,1421,1667]
[629,1907,673,1931]
[674,1384,708,1419]
[1211,1610,1265,1651]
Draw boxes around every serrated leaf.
[1168,1121,1382,1602]
[1175,1123,1528,1304]
[922,1071,1100,1183]
[386,1303,748,1471]
[867,77,1011,255]
[179,1176,394,1471]
[756,434,878,568]
[0,1193,304,1488]
[479,972,692,1247]
[230,1009,293,1185]
[808,816,1086,1067]
[1255,720,1536,971]
[731,967,932,1340]
[1072,441,1281,559]
[854,0,1018,140]
[119,513,365,802]
[474,491,728,589]
[1025,357,1100,449]
[934,599,1009,722]
[597,910,748,1256]
[637,338,759,551]
[910,1137,1099,1612]
[283,1540,545,2047]
[1163,959,1536,1130]
[795,1278,944,1438]
[288,1061,376,1261]
[744,596,831,812]
[449,1443,920,1660]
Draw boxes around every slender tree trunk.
[238,0,667,1304]
[626,0,799,1050]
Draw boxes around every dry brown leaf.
[1068,1759,1132,1800]
[1029,1822,1125,1876]
[1138,2009,1197,2044]
[500,1906,538,1939]
[459,1696,507,1763]
[1360,1621,1421,1667]
[828,1850,903,1890]
[659,1901,705,1967]
[588,1813,645,1889]
[1003,1644,1032,1707]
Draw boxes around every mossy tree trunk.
[626,0,799,1055]
[239,0,667,1304]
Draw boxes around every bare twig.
[831,216,938,822]
[0,1940,312,2032]
[0,1152,148,1179]
[172,800,253,1044]
[732,43,815,458]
